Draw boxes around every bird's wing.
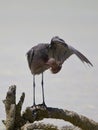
[50,36,71,63]
[50,36,93,66]
[68,45,93,66]
[26,48,34,69]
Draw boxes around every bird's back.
[27,43,50,75]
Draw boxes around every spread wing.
[50,36,93,66]
[68,45,93,66]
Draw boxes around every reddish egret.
[26,36,93,106]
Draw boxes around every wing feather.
[68,46,93,66]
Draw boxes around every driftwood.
[2,85,98,130]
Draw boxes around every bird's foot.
[31,104,38,119]
[38,102,47,110]
[31,103,47,119]
[31,102,47,109]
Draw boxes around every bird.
[26,36,93,106]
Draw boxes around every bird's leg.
[33,75,36,106]
[41,73,46,107]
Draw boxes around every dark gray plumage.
[27,36,93,106]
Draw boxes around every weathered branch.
[2,85,16,130]
[22,104,98,130]
[21,122,81,130]
[21,122,58,130]
[2,85,25,130]
[2,85,98,130]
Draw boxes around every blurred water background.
[0,1,98,129]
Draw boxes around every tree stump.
[2,85,98,130]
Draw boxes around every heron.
[26,36,93,106]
